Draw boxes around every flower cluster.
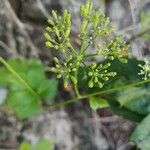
[44,2,129,95]
[44,10,71,53]
[79,2,113,50]
[88,63,117,88]
[138,60,150,80]
[50,56,77,88]
[97,36,129,63]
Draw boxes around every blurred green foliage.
[89,96,109,111]
[130,114,150,150]
[82,58,150,149]
[0,58,58,119]
[19,139,53,150]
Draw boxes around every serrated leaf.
[0,58,58,119]
[107,99,144,122]
[0,67,10,85]
[117,87,150,115]
[37,79,58,100]
[89,96,109,111]
[6,90,40,119]
[130,114,150,150]
[26,69,45,89]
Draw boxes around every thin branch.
[128,0,137,34]
[85,53,97,58]
[126,28,150,44]
[47,79,150,109]
[3,0,39,57]
[104,0,111,16]
[0,40,17,56]
[115,24,140,35]
[37,0,49,18]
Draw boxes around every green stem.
[73,68,81,98]
[48,79,150,109]
[82,33,99,53]
[84,53,97,58]
[0,57,39,98]
[69,45,78,55]
[74,83,81,98]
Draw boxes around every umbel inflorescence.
[138,60,150,80]
[44,2,129,97]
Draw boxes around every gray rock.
[22,0,52,20]
[0,88,7,105]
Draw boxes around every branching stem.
[73,65,81,98]
[48,79,150,109]
[85,53,97,58]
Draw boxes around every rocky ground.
[0,0,150,150]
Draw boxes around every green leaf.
[26,69,45,89]
[0,67,10,85]
[117,87,150,115]
[33,139,53,150]
[107,99,145,122]
[130,114,150,150]
[37,79,58,100]
[19,141,32,150]
[7,90,40,119]
[89,96,109,111]
[0,58,58,119]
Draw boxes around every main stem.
[48,79,150,109]
[74,67,81,98]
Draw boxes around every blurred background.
[0,0,150,150]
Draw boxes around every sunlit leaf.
[89,96,109,111]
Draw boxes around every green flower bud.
[119,58,127,63]
[54,57,59,63]
[88,72,93,76]
[65,29,70,37]
[103,77,109,81]
[50,67,57,72]
[52,10,58,19]
[47,20,54,25]
[94,77,98,83]
[98,82,103,88]
[91,63,97,69]
[57,74,62,78]
[81,21,87,33]
[54,27,60,37]
[44,33,51,41]
[93,12,99,29]
[69,63,72,66]
[45,41,53,48]
[89,80,94,88]
[106,72,117,77]
[56,64,60,68]
[46,27,53,32]
[72,68,77,72]
[109,56,114,60]
[54,45,59,50]
[103,63,111,69]
[71,76,77,84]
